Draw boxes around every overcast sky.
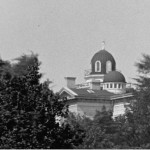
[0,0,150,91]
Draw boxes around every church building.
[59,42,134,118]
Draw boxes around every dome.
[103,71,126,83]
[91,49,116,74]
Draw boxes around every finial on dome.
[101,41,105,50]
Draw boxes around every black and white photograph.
[0,0,149,149]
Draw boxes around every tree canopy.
[0,53,84,148]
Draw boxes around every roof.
[103,71,126,83]
[91,50,116,74]
[91,50,115,62]
[70,88,115,99]
[59,87,134,101]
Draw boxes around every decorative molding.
[59,87,78,98]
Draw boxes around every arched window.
[95,61,101,72]
[106,61,112,73]
[110,84,112,88]
[107,84,109,88]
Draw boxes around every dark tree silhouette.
[0,53,84,148]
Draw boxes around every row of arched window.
[95,60,112,73]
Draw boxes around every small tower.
[84,42,116,88]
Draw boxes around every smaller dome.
[103,71,126,83]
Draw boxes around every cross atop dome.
[101,41,105,50]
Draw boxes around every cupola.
[91,42,116,75]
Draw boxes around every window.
[118,84,121,89]
[95,61,101,72]
[110,84,112,88]
[107,84,109,88]
[106,61,112,73]
[114,83,117,88]
[120,84,122,89]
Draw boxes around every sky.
[0,0,150,91]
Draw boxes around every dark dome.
[103,71,126,83]
[91,50,116,74]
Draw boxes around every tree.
[71,107,120,149]
[0,59,12,80]
[0,53,84,148]
[135,53,150,88]
[12,53,41,77]
[114,53,150,148]
[0,53,41,80]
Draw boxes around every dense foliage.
[0,54,84,148]
[120,53,150,148]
